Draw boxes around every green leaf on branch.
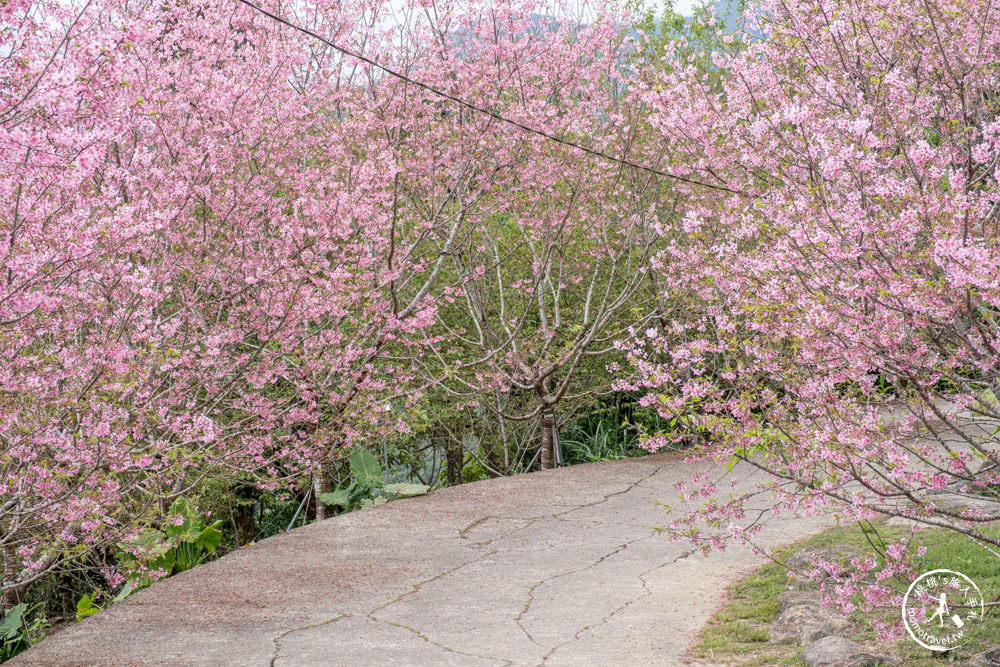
[75,594,102,621]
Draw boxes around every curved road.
[15,452,831,666]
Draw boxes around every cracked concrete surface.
[13,452,832,666]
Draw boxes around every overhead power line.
[233,0,737,194]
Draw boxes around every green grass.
[691,522,1000,666]
[883,525,1000,666]
[693,544,807,665]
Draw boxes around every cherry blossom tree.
[632,0,1000,620]
[0,0,489,607]
[415,157,669,472]
[393,1,686,474]
[0,0,670,608]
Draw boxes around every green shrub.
[0,604,44,663]
[319,449,430,514]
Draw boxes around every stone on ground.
[801,636,895,667]
[777,590,821,612]
[769,602,850,646]
[972,645,1000,667]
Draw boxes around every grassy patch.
[879,525,1000,666]
[690,522,1000,666]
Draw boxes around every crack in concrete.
[458,515,540,549]
[269,540,511,664]
[371,547,501,614]
[275,463,673,667]
[551,462,670,519]
[511,537,633,648]
[514,533,657,655]
[458,516,491,540]
[355,513,548,661]
[270,613,351,667]
[551,516,656,528]
[539,548,695,664]
[514,580,544,647]
[370,615,514,665]
[471,462,674,660]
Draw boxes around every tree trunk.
[2,543,24,611]
[61,575,75,617]
[313,475,331,521]
[540,411,555,470]
[446,440,464,484]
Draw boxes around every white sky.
[655,0,698,14]
[383,0,702,24]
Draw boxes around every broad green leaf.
[167,497,196,519]
[112,580,141,604]
[150,550,176,575]
[383,483,430,498]
[0,603,26,639]
[163,497,201,541]
[349,449,384,487]
[197,521,223,552]
[76,594,102,621]
[319,489,351,508]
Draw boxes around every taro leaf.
[319,489,351,508]
[163,498,219,550]
[349,449,384,488]
[125,527,172,559]
[163,497,201,542]
[197,520,223,553]
[0,603,26,639]
[149,549,177,575]
[383,483,430,498]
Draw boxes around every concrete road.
[14,452,832,666]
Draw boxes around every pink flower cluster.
[629,0,1000,615]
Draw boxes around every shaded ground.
[14,452,832,666]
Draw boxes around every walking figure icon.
[904,569,984,651]
[927,593,949,627]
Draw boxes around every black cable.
[233,0,739,194]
